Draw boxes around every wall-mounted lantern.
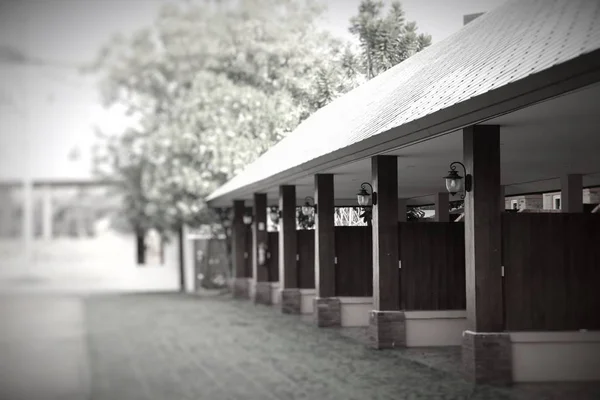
[444,161,472,199]
[356,182,376,226]
[357,182,377,206]
[243,211,253,225]
[268,206,281,224]
[258,242,267,266]
[302,196,317,215]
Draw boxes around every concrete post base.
[462,330,512,386]
[314,297,341,327]
[232,278,250,299]
[280,289,301,314]
[368,310,406,349]
[253,281,272,305]
[269,282,281,305]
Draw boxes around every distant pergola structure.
[0,177,121,247]
[207,0,600,386]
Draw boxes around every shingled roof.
[207,0,600,203]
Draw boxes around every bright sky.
[0,0,508,181]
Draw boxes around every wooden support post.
[232,200,249,298]
[279,185,301,313]
[462,125,511,385]
[435,192,450,222]
[314,174,339,326]
[315,174,335,298]
[372,155,400,311]
[245,206,253,278]
[279,186,297,289]
[252,193,270,304]
[369,155,404,349]
[398,199,407,222]
[561,174,583,213]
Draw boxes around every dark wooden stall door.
[398,222,466,310]
[297,229,315,289]
[267,232,279,282]
[502,213,600,331]
[335,226,373,297]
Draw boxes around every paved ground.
[2,293,600,400]
[0,295,90,400]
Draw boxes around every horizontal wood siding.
[399,222,466,310]
[297,230,315,289]
[334,226,373,297]
[502,213,600,331]
[267,232,279,282]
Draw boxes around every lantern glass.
[357,192,370,206]
[445,176,464,194]
[302,204,312,215]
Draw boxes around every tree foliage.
[90,0,362,234]
[350,0,431,79]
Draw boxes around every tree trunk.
[135,229,146,265]
[178,225,186,292]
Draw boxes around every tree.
[349,0,432,79]
[92,127,165,264]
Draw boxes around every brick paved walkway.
[0,295,90,400]
[83,293,600,400]
[2,293,599,400]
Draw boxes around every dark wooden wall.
[335,226,373,297]
[398,222,466,310]
[502,213,600,331]
[244,226,252,278]
[297,229,315,289]
[267,231,279,282]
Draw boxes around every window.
[553,195,561,210]
[511,200,518,210]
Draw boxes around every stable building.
[207,0,600,385]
